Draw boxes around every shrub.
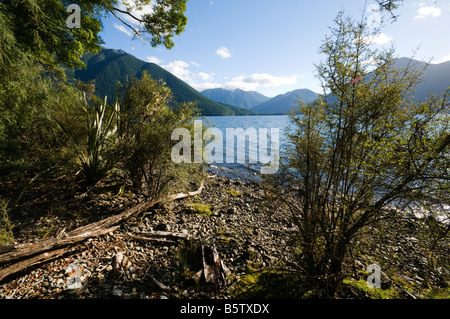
[117,72,202,199]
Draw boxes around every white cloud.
[146,56,163,64]
[162,60,191,80]
[196,72,213,81]
[224,73,297,91]
[414,6,442,19]
[216,47,231,59]
[363,33,393,45]
[161,60,217,91]
[116,0,155,26]
[191,81,222,92]
[113,23,132,37]
[160,59,298,93]
[190,61,201,67]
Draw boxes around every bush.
[117,72,202,199]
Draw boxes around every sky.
[99,0,450,97]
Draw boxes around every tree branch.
[109,9,141,37]
[112,7,146,23]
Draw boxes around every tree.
[109,0,188,49]
[0,0,188,70]
[272,12,449,297]
[0,0,189,174]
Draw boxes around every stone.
[191,270,203,284]
[112,288,123,297]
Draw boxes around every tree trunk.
[323,238,348,298]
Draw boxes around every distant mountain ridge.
[250,89,319,114]
[68,52,450,116]
[249,58,450,114]
[67,48,259,116]
[394,58,450,102]
[201,88,270,109]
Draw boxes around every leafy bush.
[56,93,122,185]
[117,72,202,199]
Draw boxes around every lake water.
[204,115,293,181]
[203,116,449,222]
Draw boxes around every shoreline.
[0,172,448,299]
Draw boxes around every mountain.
[201,88,270,109]
[251,89,318,114]
[381,57,450,102]
[68,48,258,116]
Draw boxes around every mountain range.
[202,58,450,114]
[249,89,318,114]
[393,58,450,102]
[67,49,450,116]
[66,48,258,116]
[201,88,271,109]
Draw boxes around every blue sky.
[99,0,450,97]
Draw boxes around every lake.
[204,115,293,181]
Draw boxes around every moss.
[422,287,450,299]
[186,203,213,216]
[0,200,14,246]
[231,269,303,299]
[343,278,400,299]
[227,190,242,197]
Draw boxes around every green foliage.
[1,0,103,70]
[137,0,188,49]
[117,71,202,199]
[0,60,81,174]
[72,48,259,116]
[231,269,304,299]
[0,0,188,71]
[56,94,122,185]
[270,12,449,297]
[54,71,202,195]
[343,278,400,299]
[0,200,14,246]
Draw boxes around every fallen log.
[115,230,189,244]
[0,181,205,282]
[137,230,189,241]
[0,226,119,282]
[0,247,69,283]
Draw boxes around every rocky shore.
[0,173,297,299]
[0,171,448,299]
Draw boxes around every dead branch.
[0,181,205,282]
[115,230,189,244]
[0,247,69,283]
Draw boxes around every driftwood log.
[115,230,189,244]
[0,181,205,283]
